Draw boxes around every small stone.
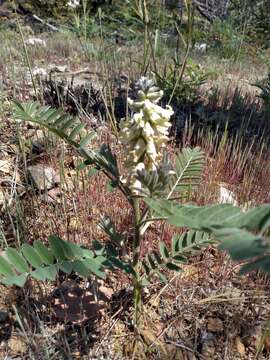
[25,37,46,46]
[31,141,45,154]
[28,165,59,191]
[0,311,9,323]
[8,335,27,354]
[201,337,216,359]
[219,184,238,206]
[201,343,215,358]
[207,317,224,333]
[235,336,245,356]
[0,159,11,174]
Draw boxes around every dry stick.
[146,273,179,311]
[49,68,104,78]
[32,14,58,32]
[148,311,207,360]
[17,20,38,98]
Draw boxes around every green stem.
[132,198,142,328]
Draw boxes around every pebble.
[28,164,60,191]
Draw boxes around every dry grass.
[0,26,270,359]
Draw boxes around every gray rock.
[28,165,60,191]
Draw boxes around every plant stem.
[16,14,37,98]
[132,198,142,327]
[168,0,194,105]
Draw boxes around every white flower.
[119,77,174,194]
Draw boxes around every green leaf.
[172,234,180,254]
[217,228,266,261]
[13,101,122,196]
[156,271,168,284]
[5,248,28,273]
[62,241,85,259]
[59,261,73,274]
[22,244,43,268]
[0,257,15,277]
[239,256,270,275]
[72,260,92,278]
[173,255,187,263]
[159,241,170,260]
[106,180,116,193]
[147,254,156,270]
[3,274,28,287]
[142,260,150,275]
[87,167,99,177]
[152,251,162,265]
[227,205,270,232]
[48,235,66,262]
[92,240,105,256]
[74,256,106,279]
[165,262,182,272]
[31,265,58,281]
[69,123,85,140]
[33,241,54,265]
[79,132,96,148]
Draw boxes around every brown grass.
[0,26,270,359]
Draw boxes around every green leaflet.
[22,244,43,268]
[0,257,15,277]
[31,265,58,281]
[5,248,28,273]
[33,241,54,265]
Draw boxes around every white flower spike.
[119,77,174,194]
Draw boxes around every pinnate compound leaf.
[168,147,204,199]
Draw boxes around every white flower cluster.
[119,77,174,194]
[67,0,80,9]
